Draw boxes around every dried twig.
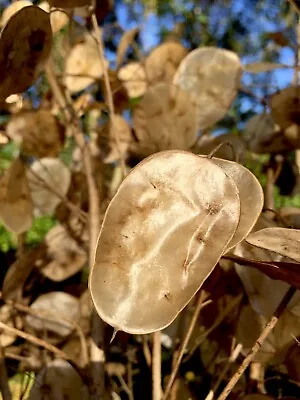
[162,291,210,399]
[152,331,162,400]
[186,294,243,361]
[0,321,67,359]
[45,61,105,399]
[216,286,297,400]
[0,343,11,400]
[90,7,127,178]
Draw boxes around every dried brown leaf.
[0,305,23,347]
[0,6,52,99]
[196,133,246,161]
[133,83,197,152]
[0,158,33,234]
[90,150,241,333]
[173,47,242,130]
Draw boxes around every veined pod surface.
[90,150,241,334]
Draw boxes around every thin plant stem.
[152,331,162,400]
[185,294,243,362]
[162,291,211,400]
[0,343,11,400]
[90,8,127,178]
[216,286,297,400]
[0,321,67,359]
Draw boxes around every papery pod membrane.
[145,42,188,85]
[6,110,65,158]
[173,47,242,130]
[43,224,87,281]
[0,6,52,100]
[90,150,241,334]
[27,158,71,216]
[48,0,91,7]
[0,0,32,27]
[39,1,70,33]
[246,227,300,263]
[237,304,300,363]
[133,83,197,153]
[279,207,300,229]
[97,114,132,163]
[64,34,108,93]
[270,86,300,129]
[29,359,89,400]
[118,62,147,98]
[244,114,291,154]
[234,216,300,318]
[25,292,80,338]
[200,156,264,251]
[0,158,33,233]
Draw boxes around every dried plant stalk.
[216,286,296,400]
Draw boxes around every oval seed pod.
[208,157,264,251]
[90,150,241,334]
[174,47,242,130]
[0,158,33,234]
[246,227,300,263]
[0,6,52,99]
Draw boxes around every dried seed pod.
[64,34,108,93]
[203,156,264,251]
[97,114,132,163]
[0,1,32,27]
[29,359,89,400]
[246,227,300,263]
[39,2,70,33]
[244,113,291,154]
[0,158,33,233]
[27,158,71,216]
[133,83,197,152]
[174,47,242,130]
[145,42,188,85]
[118,62,147,98]
[90,150,241,334]
[234,216,300,318]
[48,0,91,7]
[43,224,87,281]
[0,6,52,99]
[25,292,80,338]
[6,110,65,158]
[271,86,300,130]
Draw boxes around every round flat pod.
[0,6,52,99]
[90,150,241,334]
